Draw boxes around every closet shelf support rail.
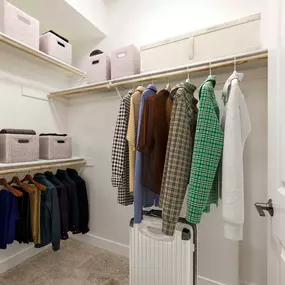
[48,49,268,98]
[0,160,87,175]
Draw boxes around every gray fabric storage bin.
[0,134,39,163]
[39,136,72,160]
[111,45,141,79]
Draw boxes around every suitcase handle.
[140,224,174,242]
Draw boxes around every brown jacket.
[137,89,173,194]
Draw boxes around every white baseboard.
[0,244,49,275]
[70,233,129,257]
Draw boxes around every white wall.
[0,43,70,273]
[65,0,107,33]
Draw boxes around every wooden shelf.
[0,157,86,175]
[48,49,268,99]
[0,32,86,78]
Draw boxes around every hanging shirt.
[111,91,134,206]
[28,185,41,244]
[137,89,173,194]
[34,174,61,251]
[186,75,224,225]
[6,191,19,244]
[134,84,159,224]
[126,86,144,193]
[15,188,33,244]
[222,71,251,241]
[66,168,90,234]
[45,172,69,240]
[56,170,80,234]
[0,190,18,249]
[159,82,198,235]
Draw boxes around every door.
[266,0,285,284]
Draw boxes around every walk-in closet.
[0,0,284,285]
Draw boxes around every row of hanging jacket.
[111,70,251,241]
[0,169,89,251]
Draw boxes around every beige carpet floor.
[0,239,129,285]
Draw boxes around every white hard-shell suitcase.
[129,210,197,285]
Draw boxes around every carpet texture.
[0,239,129,285]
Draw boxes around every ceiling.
[7,0,106,44]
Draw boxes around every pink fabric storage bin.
[87,53,111,83]
[40,32,72,65]
[111,45,141,79]
[39,136,72,160]
[1,1,39,50]
[0,134,39,163]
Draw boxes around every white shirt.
[222,71,251,241]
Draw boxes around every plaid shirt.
[186,76,224,224]
[111,91,134,206]
[160,82,198,235]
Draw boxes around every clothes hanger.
[0,177,23,197]
[186,66,191,83]
[21,172,47,191]
[209,62,212,75]
[9,175,35,193]
[234,57,237,72]
[165,78,171,91]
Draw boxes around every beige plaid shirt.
[160,82,198,236]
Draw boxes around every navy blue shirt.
[0,190,18,249]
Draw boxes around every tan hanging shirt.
[29,185,41,244]
[126,86,144,193]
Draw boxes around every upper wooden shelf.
[0,32,86,78]
[48,49,268,99]
[0,157,86,175]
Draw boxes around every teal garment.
[34,174,61,251]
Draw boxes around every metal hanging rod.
[0,159,86,175]
[48,49,268,99]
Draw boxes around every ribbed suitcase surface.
[129,211,197,285]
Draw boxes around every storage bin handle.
[117,52,126,58]
[18,139,29,144]
[92,60,100,65]
[57,41,66,48]
[57,140,65,144]
[17,14,31,26]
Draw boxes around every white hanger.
[209,62,212,75]
[115,87,123,99]
[234,57,237,72]
[186,66,191,83]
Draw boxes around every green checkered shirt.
[186,76,224,224]
[160,82,198,236]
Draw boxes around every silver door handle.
[255,199,274,217]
